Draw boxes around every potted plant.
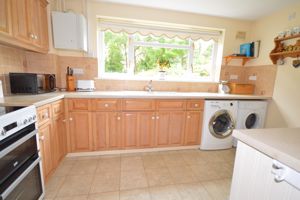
[157,54,170,80]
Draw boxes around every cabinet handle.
[29,33,34,39]
[69,118,73,121]
[62,119,67,123]
[187,116,191,119]
[194,104,199,107]
[151,116,155,120]
[42,113,48,119]
[34,35,38,40]
[156,116,160,120]
[104,104,109,107]
[117,117,121,120]
[39,136,45,141]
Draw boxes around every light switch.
[249,75,257,81]
[72,68,84,75]
[230,75,238,80]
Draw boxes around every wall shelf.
[224,55,254,66]
[270,34,300,64]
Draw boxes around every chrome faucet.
[145,80,154,92]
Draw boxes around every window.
[98,19,223,82]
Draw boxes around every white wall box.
[52,11,87,51]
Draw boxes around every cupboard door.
[39,122,53,182]
[122,112,138,149]
[27,0,40,46]
[0,0,11,35]
[156,112,170,146]
[37,0,49,50]
[11,0,30,43]
[52,115,67,166]
[138,112,155,148]
[69,112,92,152]
[107,112,122,149]
[184,111,203,145]
[92,112,107,150]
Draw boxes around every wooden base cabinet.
[52,115,67,166]
[92,112,122,150]
[184,111,203,145]
[69,112,93,152]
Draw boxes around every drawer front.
[187,100,204,111]
[68,99,90,111]
[122,99,155,111]
[37,104,51,126]
[52,100,64,117]
[92,99,121,111]
[156,100,186,110]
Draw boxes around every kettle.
[218,81,230,94]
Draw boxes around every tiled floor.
[45,148,235,200]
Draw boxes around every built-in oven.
[0,106,44,200]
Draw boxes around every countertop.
[0,91,271,107]
[233,128,300,172]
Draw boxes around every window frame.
[97,30,221,82]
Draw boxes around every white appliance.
[200,100,238,150]
[76,80,95,92]
[52,11,87,51]
[233,100,268,146]
[0,80,3,97]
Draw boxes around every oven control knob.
[32,115,37,121]
[1,129,6,136]
[23,119,28,125]
[28,116,33,122]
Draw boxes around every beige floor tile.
[210,162,233,179]
[90,171,120,194]
[52,163,73,177]
[96,157,121,174]
[120,169,148,190]
[197,151,225,163]
[69,160,98,175]
[189,163,221,182]
[142,154,166,169]
[88,191,120,200]
[121,156,144,171]
[202,179,232,200]
[149,185,181,200]
[45,176,66,199]
[181,151,207,166]
[176,182,213,200]
[54,195,88,200]
[120,188,151,200]
[75,156,102,160]
[162,153,187,167]
[168,165,198,184]
[145,167,174,187]
[56,175,93,197]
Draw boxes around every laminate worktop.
[233,128,300,172]
[0,91,271,107]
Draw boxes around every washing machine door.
[245,113,258,129]
[209,110,235,138]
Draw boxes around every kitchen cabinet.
[69,111,93,152]
[0,0,12,36]
[184,111,203,145]
[38,121,53,182]
[0,0,49,52]
[52,114,67,166]
[92,112,122,150]
[156,111,186,146]
[230,141,300,200]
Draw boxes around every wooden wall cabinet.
[0,0,49,53]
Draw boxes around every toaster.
[76,80,95,92]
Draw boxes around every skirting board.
[66,145,200,157]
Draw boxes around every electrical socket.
[230,75,238,80]
[249,75,257,81]
[72,68,84,75]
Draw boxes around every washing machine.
[233,100,268,146]
[200,100,238,150]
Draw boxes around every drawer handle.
[69,118,73,121]
[187,116,191,119]
[117,117,121,120]
[62,119,67,123]
[194,104,199,107]
[42,113,48,119]
[39,136,45,141]
[104,104,109,107]
[152,116,155,120]
[156,116,160,120]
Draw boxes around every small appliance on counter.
[218,80,230,94]
[9,73,56,94]
[76,80,95,92]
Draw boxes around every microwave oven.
[9,73,56,94]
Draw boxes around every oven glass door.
[0,157,43,200]
[0,124,37,186]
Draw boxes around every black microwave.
[9,73,56,94]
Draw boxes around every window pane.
[192,39,215,78]
[133,33,189,45]
[134,46,188,78]
[104,31,128,73]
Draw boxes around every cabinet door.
[0,0,12,35]
[26,0,40,45]
[52,115,67,166]
[69,112,92,152]
[92,112,122,150]
[138,112,155,148]
[184,111,203,145]
[36,0,49,50]
[156,111,186,146]
[39,122,53,182]
[11,0,30,43]
[122,112,138,149]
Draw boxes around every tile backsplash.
[0,44,277,96]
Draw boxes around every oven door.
[0,157,43,200]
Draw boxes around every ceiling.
[95,0,298,20]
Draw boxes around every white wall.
[250,2,300,127]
